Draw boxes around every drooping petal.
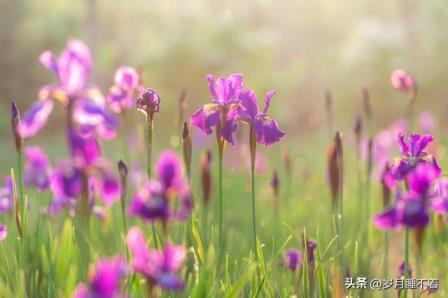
[238,89,259,121]
[18,100,54,138]
[221,115,238,145]
[74,100,119,140]
[373,207,400,230]
[50,160,83,199]
[24,146,51,191]
[190,105,220,135]
[253,116,285,146]
[400,199,429,228]
[407,163,438,195]
[127,226,151,273]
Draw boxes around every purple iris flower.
[73,256,128,298]
[89,165,121,207]
[39,39,92,97]
[50,160,84,200]
[0,224,7,241]
[305,239,317,264]
[107,67,140,114]
[129,151,192,224]
[190,74,243,144]
[238,89,285,146]
[373,163,438,230]
[281,249,303,272]
[389,133,441,180]
[69,130,102,167]
[24,146,51,191]
[0,177,13,213]
[127,227,186,291]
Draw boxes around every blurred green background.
[1,0,448,170]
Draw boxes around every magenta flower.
[373,164,438,230]
[129,151,192,224]
[0,224,7,241]
[24,146,51,191]
[281,249,303,272]
[69,130,102,168]
[39,39,92,97]
[50,160,84,200]
[389,133,441,180]
[190,74,243,144]
[73,256,128,298]
[238,89,285,146]
[390,69,414,92]
[127,227,186,291]
[0,177,13,213]
[107,67,140,114]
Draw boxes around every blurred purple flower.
[390,69,414,93]
[24,146,51,191]
[90,166,120,207]
[127,227,186,291]
[73,256,128,298]
[374,164,438,230]
[431,178,448,214]
[398,261,412,278]
[18,99,54,138]
[389,133,441,181]
[418,111,436,134]
[40,39,92,96]
[50,160,84,200]
[129,151,192,224]
[0,177,13,213]
[305,239,317,264]
[69,130,102,167]
[238,89,285,146]
[74,99,119,140]
[107,66,140,114]
[0,224,7,241]
[281,249,303,272]
[190,74,243,144]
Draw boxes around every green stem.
[251,153,258,260]
[383,232,388,298]
[403,228,410,298]
[17,151,26,279]
[218,150,223,256]
[146,115,159,249]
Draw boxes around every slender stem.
[147,115,153,178]
[383,232,388,298]
[249,129,258,261]
[403,228,410,298]
[17,151,26,278]
[218,150,223,255]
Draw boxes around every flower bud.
[10,101,23,153]
[200,150,212,207]
[182,122,192,177]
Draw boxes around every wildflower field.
[1,1,448,297]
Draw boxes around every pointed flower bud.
[271,170,280,198]
[200,150,212,207]
[10,101,23,153]
[182,122,192,177]
[327,132,343,205]
[283,148,292,180]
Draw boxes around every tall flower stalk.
[136,88,161,247]
[190,74,244,262]
[238,89,285,260]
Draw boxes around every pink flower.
[390,69,414,92]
